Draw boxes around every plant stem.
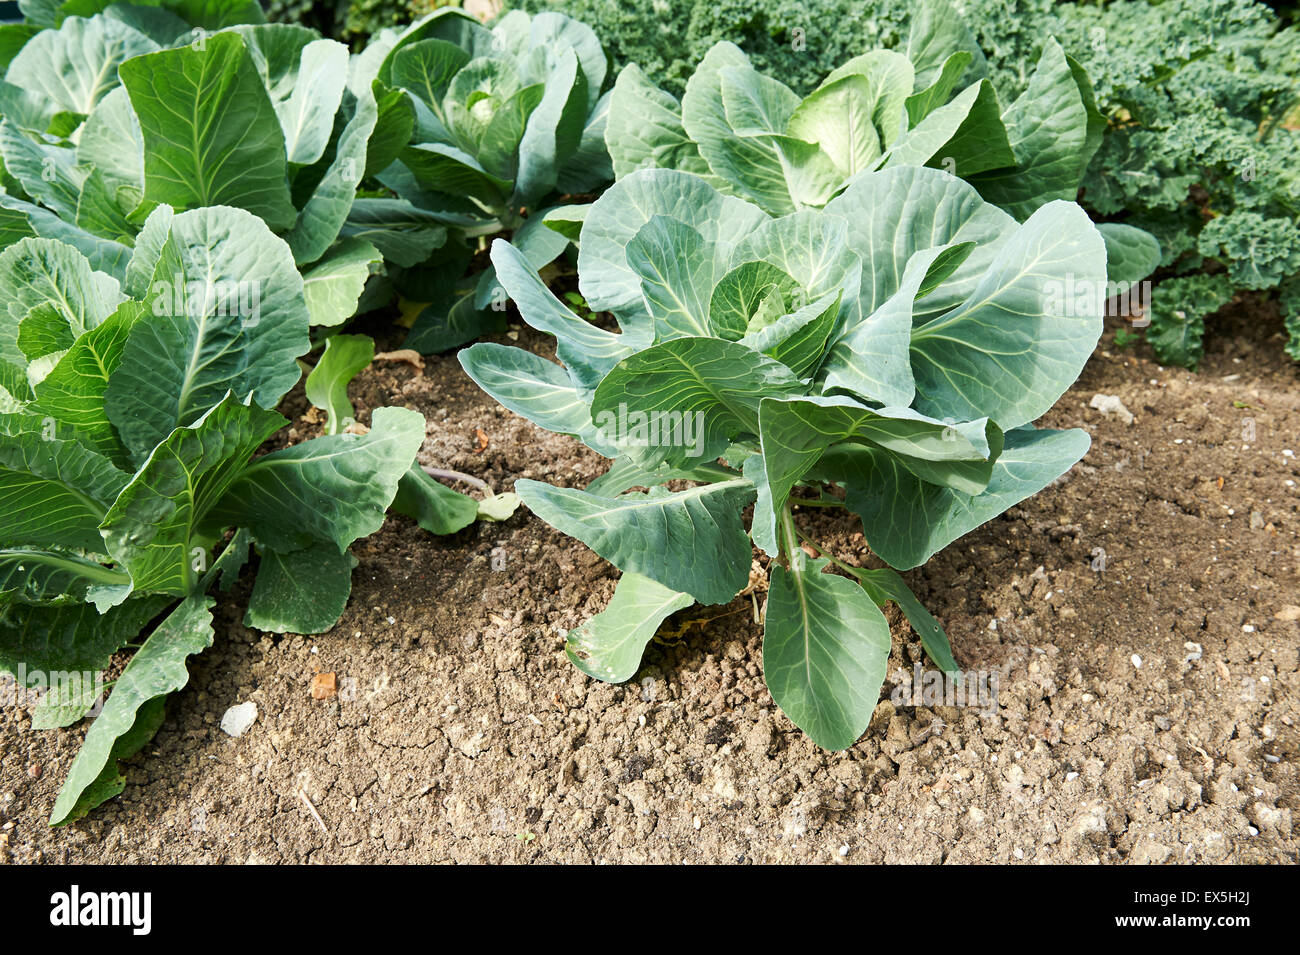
[422,465,493,497]
[778,503,800,569]
[788,495,845,508]
[793,524,861,576]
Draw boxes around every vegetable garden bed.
[0,0,1296,865]
[3,299,1295,863]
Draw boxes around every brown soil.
[1,300,1297,864]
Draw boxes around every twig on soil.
[298,790,329,835]
[422,465,494,497]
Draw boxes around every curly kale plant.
[939,0,1300,367]
[0,5,385,327]
[350,7,613,351]
[461,165,1105,748]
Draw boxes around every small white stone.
[1013,848,1024,860]
[1131,654,1142,669]
[1066,771,1079,781]
[838,844,849,857]
[1243,624,1256,633]
[220,701,257,738]
[1089,393,1135,425]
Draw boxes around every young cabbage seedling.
[462,164,1105,749]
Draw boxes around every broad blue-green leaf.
[0,122,82,221]
[824,166,1016,323]
[577,167,768,334]
[32,302,141,469]
[391,466,478,536]
[513,46,587,207]
[4,14,157,116]
[341,198,447,268]
[905,0,988,91]
[739,288,842,378]
[76,87,144,194]
[100,395,285,596]
[682,46,801,214]
[850,566,959,676]
[120,32,298,229]
[300,238,381,327]
[764,555,891,750]
[304,333,373,434]
[837,425,1091,569]
[458,341,616,454]
[709,260,799,340]
[516,477,756,605]
[910,201,1106,430]
[732,209,861,324]
[389,36,470,114]
[478,82,545,183]
[527,11,605,112]
[1098,222,1161,290]
[375,8,495,90]
[0,547,130,606]
[365,80,416,178]
[606,63,714,181]
[591,337,805,468]
[787,52,913,177]
[0,192,132,281]
[105,206,311,461]
[0,594,168,685]
[50,593,215,826]
[566,571,694,683]
[904,50,972,124]
[885,80,1014,176]
[274,39,348,166]
[0,416,128,553]
[227,23,317,99]
[244,543,356,634]
[626,215,715,340]
[402,141,511,203]
[287,84,381,265]
[821,244,953,406]
[491,238,638,391]
[540,203,588,243]
[0,237,123,398]
[966,40,1095,220]
[556,87,612,194]
[122,204,173,299]
[747,394,997,555]
[211,405,424,554]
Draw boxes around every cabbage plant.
[603,1,1160,286]
[350,7,612,351]
[461,166,1105,749]
[0,7,384,327]
[0,209,447,824]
